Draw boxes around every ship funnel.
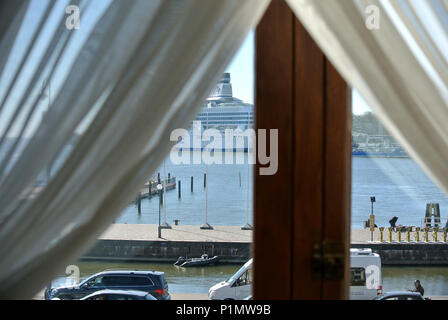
[210,73,233,98]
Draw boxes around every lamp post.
[160,160,171,229]
[157,183,163,238]
[200,164,213,230]
[241,160,253,230]
[200,108,213,230]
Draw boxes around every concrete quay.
[81,225,448,265]
[83,224,252,264]
[352,228,448,265]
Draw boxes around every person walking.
[411,280,424,296]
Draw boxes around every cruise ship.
[175,73,254,152]
[181,73,408,158]
[195,73,254,130]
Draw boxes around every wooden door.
[254,0,351,300]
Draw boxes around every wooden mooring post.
[178,180,181,199]
[137,192,141,214]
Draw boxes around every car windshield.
[81,275,101,287]
[226,265,247,283]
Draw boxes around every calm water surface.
[382,266,448,296]
[116,154,448,228]
[39,151,448,295]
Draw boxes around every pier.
[137,177,177,200]
[83,224,251,264]
[352,228,448,265]
[82,225,448,266]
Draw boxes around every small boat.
[174,254,219,268]
[173,256,187,266]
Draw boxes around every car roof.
[382,291,422,296]
[94,270,164,277]
[85,289,151,297]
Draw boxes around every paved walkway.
[171,293,208,300]
[101,225,447,244]
[100,224,252,243]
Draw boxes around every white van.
[208,259,252,300]
[209,251,381,300]
[350,248,382,300]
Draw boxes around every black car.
[80,289,157,300]
[373,291,425,300]
[45,270,170,300]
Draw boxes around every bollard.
[415,227,420,242]
[174,219,180,226]
[424,227,429,242]
[444,228,447,242]
[178,180,181,199]
[434,203,441,227]
[406,227,411,242]
[397,229,402,242]
[191,176,193,193]
[379,227,384,243]
[388,227,393,242]
[204,173,207,188]
[433,227,439,242]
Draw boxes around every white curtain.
[0,0,269,299]
[0,1,30,77]
[287,0,448,194]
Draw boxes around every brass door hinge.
[312,241,345,280]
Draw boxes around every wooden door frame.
[254,0,351,299]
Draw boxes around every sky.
[225,31,372,115]
[0,0,111,138]
[0,1,372,139]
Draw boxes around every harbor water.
[49,153,448,297]
[117,152,448,228]
[352,157,448,228]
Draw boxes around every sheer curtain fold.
[0,1,30,77]
[286,0,448,195]
[0,0,269,298]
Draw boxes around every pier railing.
[373,226,448,243]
